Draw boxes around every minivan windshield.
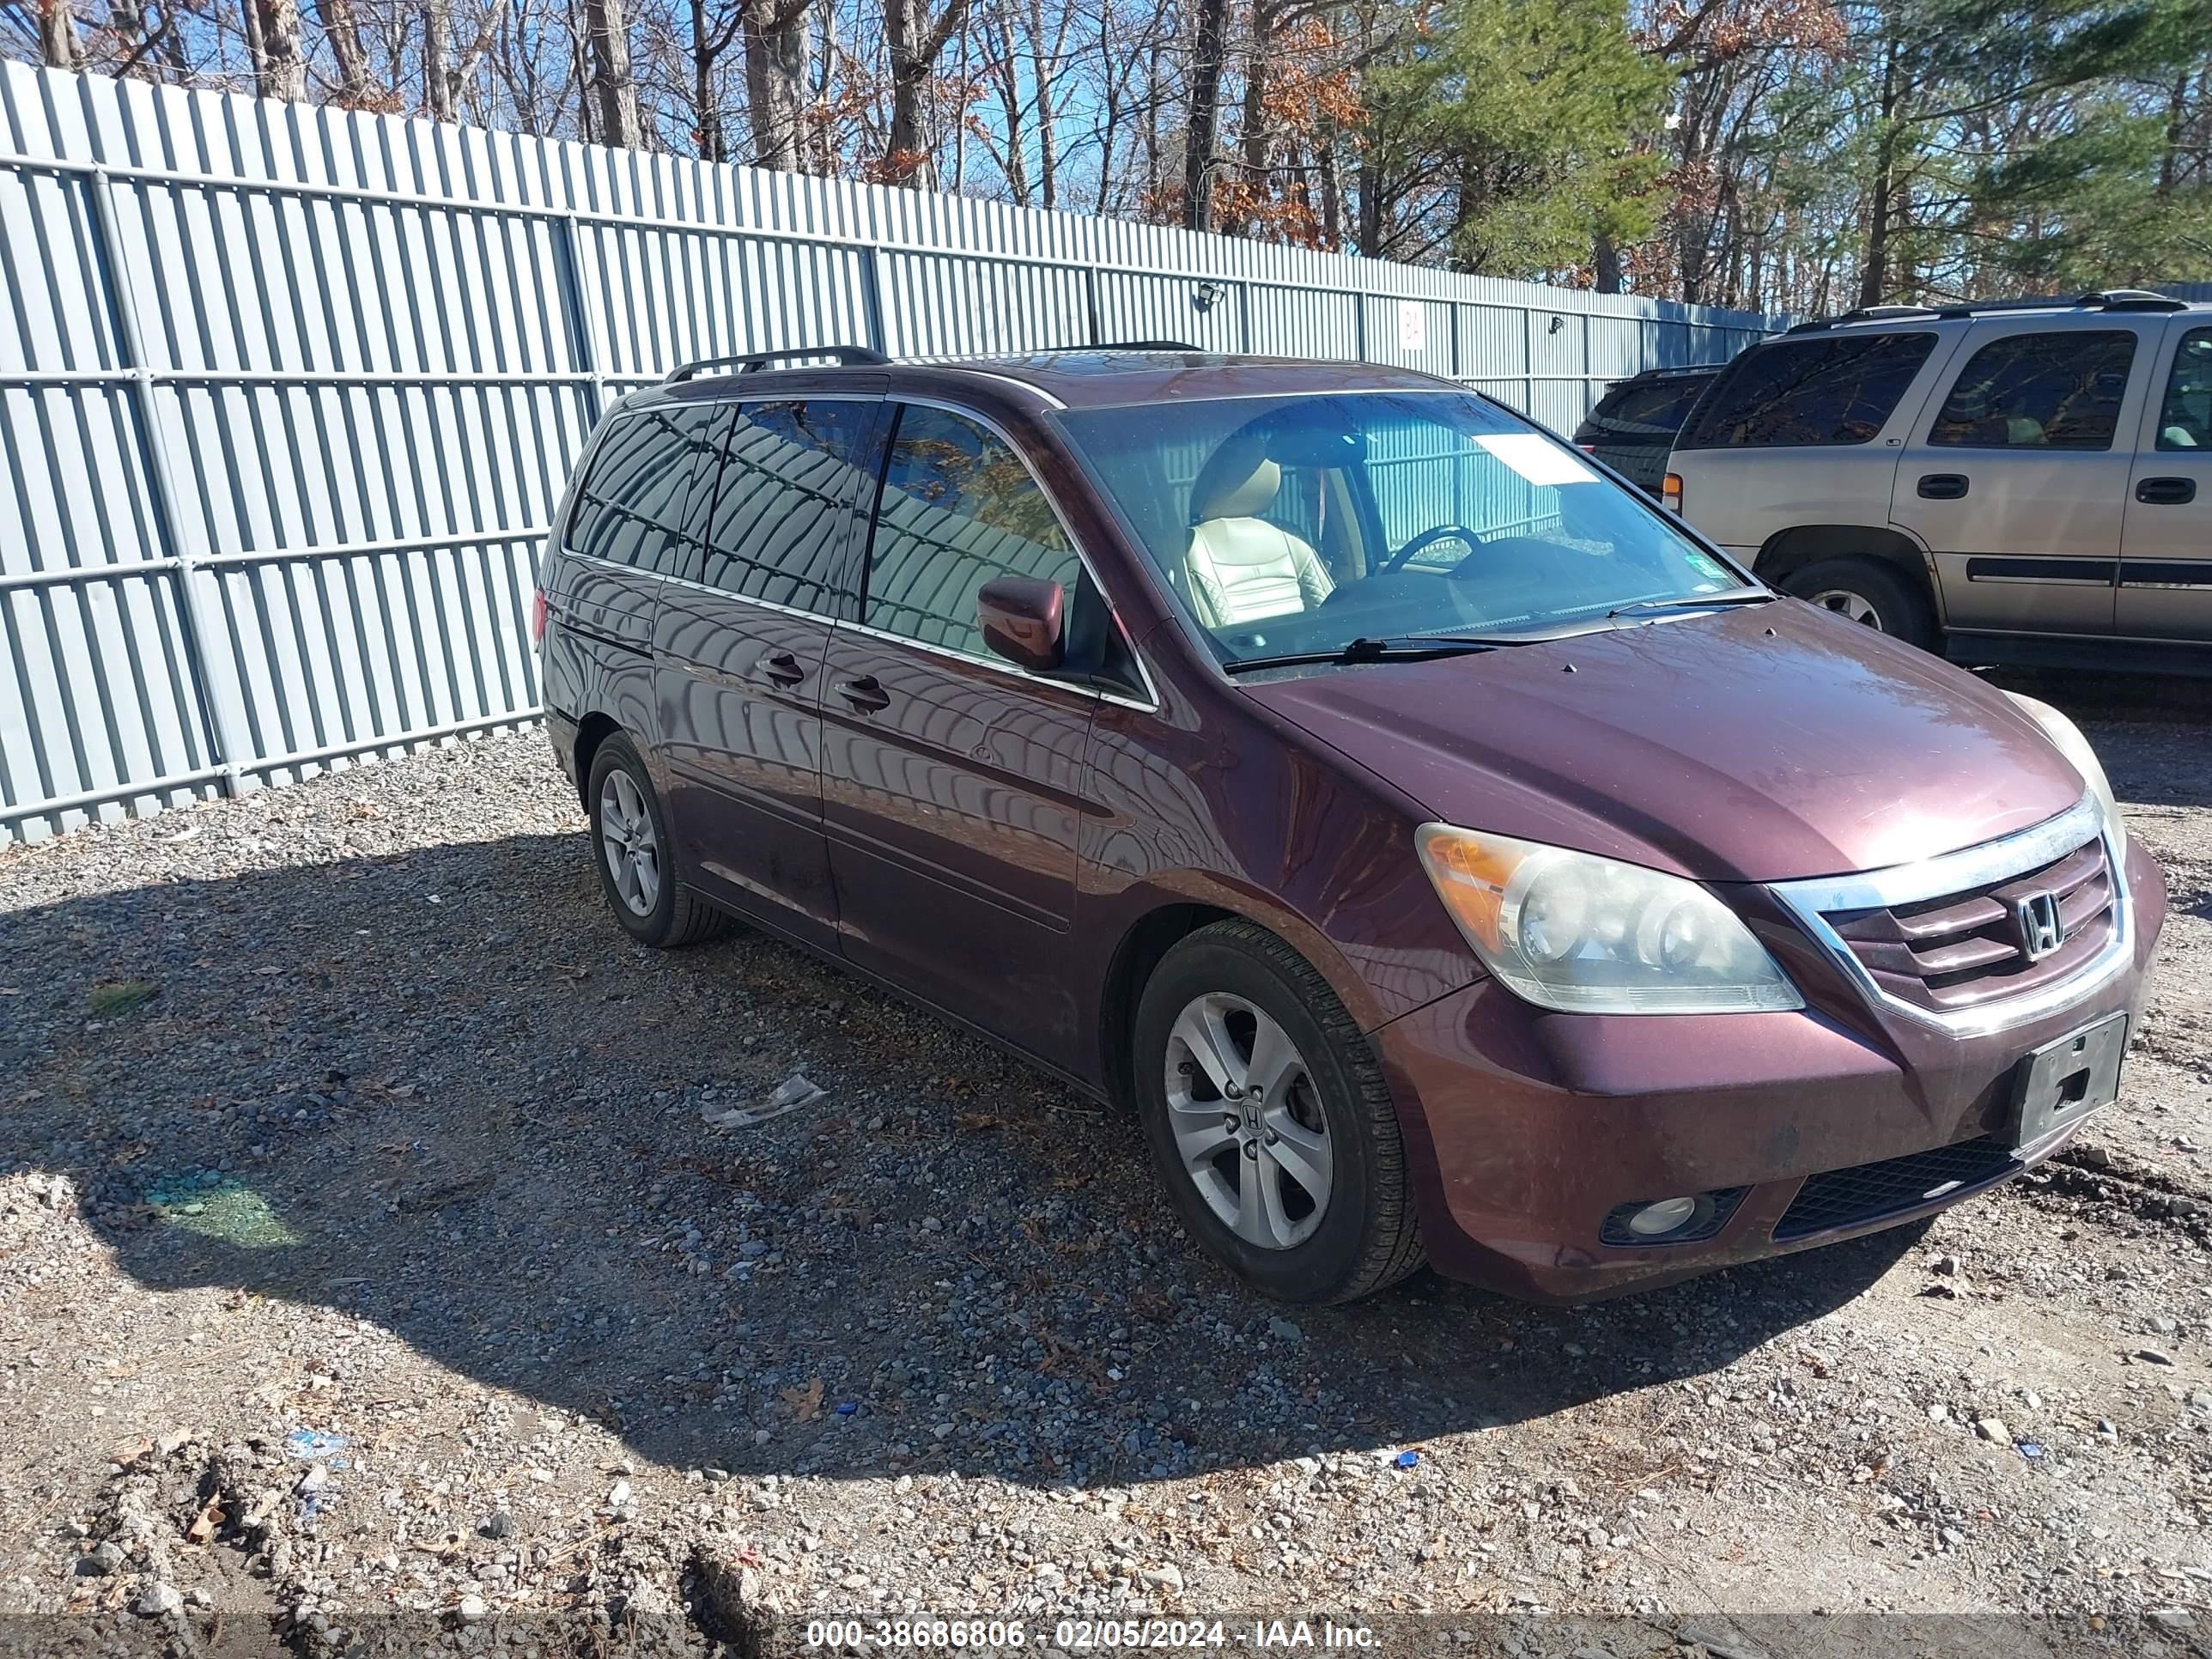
[1055,391,1753,670]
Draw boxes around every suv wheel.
[1133,921,1424,1304]
[586,733,732,948]
[1782,557,1936,651]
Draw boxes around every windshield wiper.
[1607,589,1776,620]
[1221,635,1510,674]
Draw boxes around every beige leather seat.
[1183,437,1334,629]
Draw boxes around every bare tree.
[883,0,971,185]
[743,0,810,167]
[1181,0,1226,228]
[680,0,738,158]
[36,0,79,68]
[425,0,509,118]
[984,0,1029,200]
[252,0,309,98]
[425,0,453,112]
[317,0,376,104]
[586,0,641,144]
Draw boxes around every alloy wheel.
[1164,992,1332,1249]
[1807,587,1884,629]
[599,769,661,917]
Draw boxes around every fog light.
[1626,1196,1700,1237]
[1601,1187,1747,1247]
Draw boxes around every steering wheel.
[1377,523,1486,576]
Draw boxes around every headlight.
[1415,824,1803,1014]
[2005,693,2125,854]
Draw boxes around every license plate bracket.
[2010,1012,2126,1155]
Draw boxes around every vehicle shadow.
[2,830,1921,1488]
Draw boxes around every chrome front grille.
[1768,794,2131,1036]
[1820,835,2117,1013]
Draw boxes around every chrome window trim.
[833,613,1158,712]
[562,559,1160,716]
[1766,793,2132,1036]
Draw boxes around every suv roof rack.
[664,344,889,384]
[1784,304,1936,334]
[1086,339,1204,351]
[1788,289,2191,334]
[2074,288,2191,312]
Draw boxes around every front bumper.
[1371,834,2166,1303]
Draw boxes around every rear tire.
[586,732,732,949]
[1133,920,1424,1304]
[1782,556,1936,651]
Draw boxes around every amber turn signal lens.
[1661,472,1684,514]
[1412,826,1524,957]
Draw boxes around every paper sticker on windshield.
[1474,434,1601,486]
[1686,550,1732,583]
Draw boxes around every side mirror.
[976,576,1065,673]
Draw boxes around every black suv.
[1571,365,1723,495]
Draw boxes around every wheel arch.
[1091,884,1414,1114]
[1752,526,1943,624]
[573,711,624,811]
[1097,901,1239,1114]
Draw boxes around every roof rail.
[2075,289,2189,312]
[1089,339,1205,351]
[1784,304,1936,334]
[1930,295,2077,319]
[1792,289,2192,333]
[663,345,889,384]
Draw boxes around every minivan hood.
[1240,603,2089,884]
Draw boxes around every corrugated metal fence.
[0,61,1783,842]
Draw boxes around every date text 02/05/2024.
[801,1619,1382,1650]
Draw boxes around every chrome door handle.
[835,675,890,713]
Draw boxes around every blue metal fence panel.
[0,59,1782,841]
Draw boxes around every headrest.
[1190,436,1281,521]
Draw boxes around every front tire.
[1133,921,1424,1304]
[1782,556,1936,651]
[586,732,732,949]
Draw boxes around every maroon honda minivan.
[534,346,2166,1305]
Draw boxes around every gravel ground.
[2,671,2209,1659]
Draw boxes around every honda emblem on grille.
[2014,891,2066,961]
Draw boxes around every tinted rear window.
[1583,376,1712,434]
[566,404,725,574]
[1679,332,1936,449]
[700,398,884,615]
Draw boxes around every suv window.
[1678,332,1936,449]
[566,404,724,574]
[1929,330,2136,451]
[2157,327,2212,451]
[863,404,1083,658]
[699,398,884,617]
[1585,375,1711,434]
